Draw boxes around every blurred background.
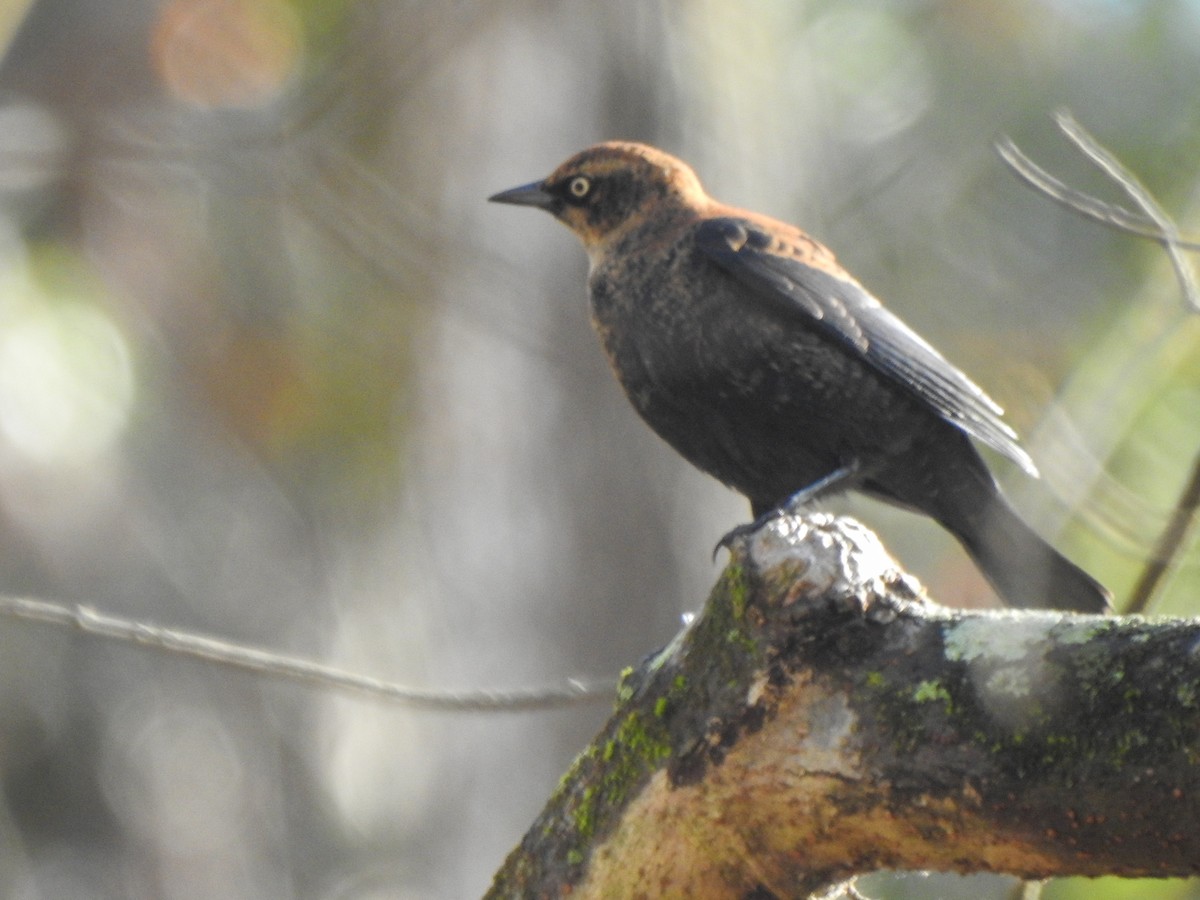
[0,0,1197,897]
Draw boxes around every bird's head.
[489,142,707,255]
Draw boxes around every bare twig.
[1051,112,1200,613]
[0,594,613,711]
[995,138,1200,252]
[1054,110,1200,311]
[1123,451,1200,614]
[999,111,1200,311]
[1000,113,1200,613]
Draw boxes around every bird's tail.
[948,490,1111,613]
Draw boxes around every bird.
[489,141,1110,613]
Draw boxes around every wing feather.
[695,217,1037,476]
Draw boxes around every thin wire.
[0,594,615,712]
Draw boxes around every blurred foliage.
[0,0,1197,897]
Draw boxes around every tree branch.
[0,594,610,712]
[488,514,1200,898]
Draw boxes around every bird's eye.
[567,176,591,199]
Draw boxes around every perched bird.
[490,142,1110,612]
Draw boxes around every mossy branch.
[487,514,1200,898]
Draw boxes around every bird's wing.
[694,216,1038,476]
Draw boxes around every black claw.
[714,464,863,562]
[713,509,782,561]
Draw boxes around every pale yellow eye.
[568,176,591,198]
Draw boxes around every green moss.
[615,666,636,706]
[662,561,766,705]
[1041,732,1081,766]
[724,562,749,619]
[552,557,769,868]
[1176,681,1199,708]
[725,627,758,654]
[615,710,673,768]
[907,678,957,719]
[572,786,597,839]
[1122,686,1143,713]
[1054,619,1116,645]
[565,708,675,852]
[865,671,886,689]
[912,681,950,710]
[1112,728,1149,766]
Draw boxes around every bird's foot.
[713,511,781,560]
[712,463,863,561]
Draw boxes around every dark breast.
[587,224,941,510]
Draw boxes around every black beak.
[488,180,556,210]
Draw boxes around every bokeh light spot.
[152,0,303,109]
[795,8,932,144]
[0,304,135,465]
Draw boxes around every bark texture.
[487,514,1200,899]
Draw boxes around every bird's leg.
[777,462,863,513]
[713,462,863,558]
